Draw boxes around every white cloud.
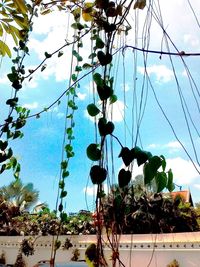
[147,141,182,153]
[28,11,92,84]
[107,100,125,122]
[48,106,65,119]
[183,34,200,48]
[166,157,199,185]
[77,92,87,100]
[137,65,174,83]
[0,74,9,85]
[83,185,96,196]
[56,112,65,119]
[164,141,182,153]
[193,184,200,190]
[120,83,130,92]
[165,141,181,149]
[23,101,39,110]
[147,143,160,149]
[83,184,108,197]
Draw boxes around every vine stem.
[123,45,200,56]
[110,134,123,148]
[24,28,92,80]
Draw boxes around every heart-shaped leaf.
[97,51,112,66]
[118,147,132,166]
[95,37,105,49]
[90,165,107,184]
[97,84,113,100]
[103,22,116,33]
[98,118,114,136]
[144,156,162,185]
[87,104,100,117]
[167,169,175,192]
[130,146,141,161]
[0,140,8,151]
[155,172,167,193]
[86,144,101,161]
[118,169,132,188]
[136,150,149,166]
[93,72,103,87]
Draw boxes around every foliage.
[0,251,6,264]
[71,248,80,262]
[0,179,39,211]
[167,259,180,267]
[14,252,26,267]
[102,187,199,234]
[0,0,29,57]
[0,0,186,266]
[0,207,95,236]
[20,238,35,257]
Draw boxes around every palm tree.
[0,179,39,211]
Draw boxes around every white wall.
[0,233,200,266]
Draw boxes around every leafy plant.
[71,248,80,262]
[14,252,26,267]
[0,251,6,264]
[167,259,180,267]
[102,187,199,234]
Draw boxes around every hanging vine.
[1,0,200,267]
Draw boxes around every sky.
[0,0,200,212]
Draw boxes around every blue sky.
[0,0,200,212]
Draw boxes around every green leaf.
[82,63,93,69]
[109,94,117,104]
[118,169,132,188]
[88,52,96,59]
[95,37,104,49]
[72,50,83,61]
[60,190,67,198]
[93,73,103,87]
[98,118,114,136]
[86,143,101,161]
[0,140,8,150]
[71,22,84,31]
[155,172,167,192]
[97,51,112,66]
[90,165,107,184]
[58,51,64,57]
[75,66,82,72]
[87,104,100,117]
[97,84,113,101]
[0,40,11,57]
[160,155,166,171]
[41,64,47,72]
[58,203,63,212]
[136,150,149,166]
[59,180,65,189]
[62,170,69,178]
[144,156,162,185]
[60,212,67,222]
[44,52,51,58]
[167,169,175,192]
[7,148,13,158]
[13,130,23,139]
[118,147,132,167]
[149,155,162,173]
[7,72,18,82]
[71,74,77,81]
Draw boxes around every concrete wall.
[0,232,200,266]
